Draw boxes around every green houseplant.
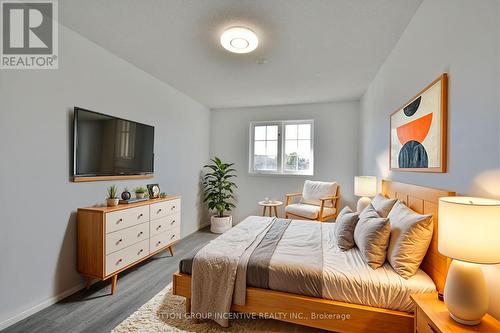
[134,186,148,199]
[203,157,237,233]
[106,185,119,207]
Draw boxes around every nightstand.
[411,293,500,333]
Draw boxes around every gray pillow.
[354,204,391,269]
[334,206,359,251]
[371,194,397,218]
[387,201,433,279]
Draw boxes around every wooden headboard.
[381,180,455,295]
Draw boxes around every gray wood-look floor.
[2,227,218,333]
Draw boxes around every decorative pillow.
[371,194,397,218]
[387,201,433,279]
[334,206,359,251]
[301,180,338,208]
[354,204,391,269]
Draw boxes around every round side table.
[258,200,283,217]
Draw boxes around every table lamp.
[354,176,377,212]
[438,197,500,325]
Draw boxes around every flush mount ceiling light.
[220,27,258,54]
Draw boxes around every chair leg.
[262,206,266,216]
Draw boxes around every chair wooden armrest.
[319,196,339,202]
[285,192,302,206]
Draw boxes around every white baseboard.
[0,282,85,331]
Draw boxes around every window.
[249,120,314,175]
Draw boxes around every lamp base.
[444,259,488,326]
[356,197,372,212]
[449,313,481,326]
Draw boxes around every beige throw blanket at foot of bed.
[191,216,274,327]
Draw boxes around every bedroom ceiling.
[59,0,422,109]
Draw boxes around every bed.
[172,180,455,333]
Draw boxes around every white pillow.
[301,180,338,208]
[387,201,433,279]
[354,204,391,269]
[371,194,397,218]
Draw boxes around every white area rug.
[112,283,324,332]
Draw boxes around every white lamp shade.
[439,197,500,264]
[354,176,377,197]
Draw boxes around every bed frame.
[172,180,455,333]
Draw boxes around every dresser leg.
[85,277,92,290]
[111,274,118,295]
[185,298,191,313]
[167,246,174,256]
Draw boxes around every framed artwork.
[390,74,448,173]
[147,184,161,199]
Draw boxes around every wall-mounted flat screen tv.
[73,107,154,178]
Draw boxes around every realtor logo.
[1,0,58,69]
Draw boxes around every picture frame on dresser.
[77,196,181,294]
[390,74,448,173]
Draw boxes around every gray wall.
[0,25,210,327]
[359,0,500,319]
[210,102,360,222]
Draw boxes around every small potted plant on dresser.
[134,186,148,199]
[202,157,237,233]
[106,185,119,207]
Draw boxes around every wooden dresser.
[77,196,181,294]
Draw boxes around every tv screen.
[73,107,154,177]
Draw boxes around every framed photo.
[147,184,161,199]
[390,74,448,173]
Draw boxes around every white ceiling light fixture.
[220,26,258,54]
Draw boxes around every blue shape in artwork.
[398,140,428,168]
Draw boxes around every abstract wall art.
[390,74,448,172]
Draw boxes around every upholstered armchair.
[285,180,340,222]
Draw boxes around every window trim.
[249,119,314,176]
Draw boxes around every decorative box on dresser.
[77,196,181,294]
[411,293,500,333]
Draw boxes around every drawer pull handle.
[138,231,143,237]
[138,249,144,254]
[116,238,123,245]
[117,218,123,224]
[117,258,123,265]
[427,324,437,333]
[157,209,162,214]
[171,234,176,239]
[156,225,162,230]
[171,220,175,225]
[171,206,175,210]
[138,213,144,218]
[156,241,161,246]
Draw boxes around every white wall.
[210,102,360,222]
[0,25,210,328]
[359,0,500,319]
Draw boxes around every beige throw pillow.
[301,180,338,208]
[354,204,391,269]
[371,194,397,218]
[387,201,433,279]
[334,206,359,251]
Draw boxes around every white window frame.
[249,119,314,176]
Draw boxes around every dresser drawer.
[150,199,180,220]
[150,213,180,237]
[416,308,441,333]
[105,239,149,275]
[105,222,149,255]
[106,206,149,234]
[150,228,180,253]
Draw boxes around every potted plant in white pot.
[134,186,148,199]
[106,185,119,207]
[203,157,237,234]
